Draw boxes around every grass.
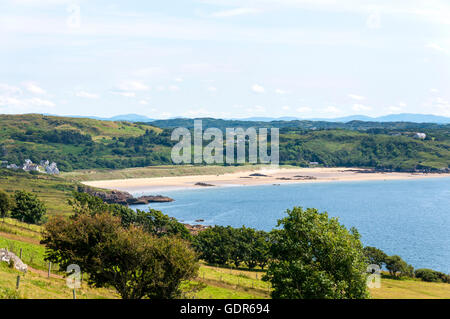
[1,224,449,299]
[370,277,450,299]
[0,169,80,216]
[0,263,118,299]
[1,200,449,299]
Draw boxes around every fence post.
[19,248,22,260]
[16,275,20,290]
[73,289,76,300]
[48,262,52,278]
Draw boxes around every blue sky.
[0,0,449,119]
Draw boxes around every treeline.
[3,190,449,299]
[193,226,270,269]
[2,115,449,172]
[11,129,93,145]
[364,246,450,284]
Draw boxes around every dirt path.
[0,231,41,245]
[26,265,63,279]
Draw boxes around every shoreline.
[81,167,450,194]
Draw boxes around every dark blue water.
[131,178,450,273]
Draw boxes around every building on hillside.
[6,163,18,169]
[45,162,60,175]
[309,161,319,166]
[413,132,426,140]
[22,159,40,172]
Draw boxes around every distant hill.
[239,114,450,124]
[44,113,155,123]
[43,113,450,124]
[326,114,450,124]
[1,114,449,173]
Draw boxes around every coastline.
[81,167,450,193]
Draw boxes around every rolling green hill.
[1,114,449,172]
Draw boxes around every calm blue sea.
[131,177,450,273]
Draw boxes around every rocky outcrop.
[0,249,27,273]
[78,186,174,205]
[183,224,211,235]
[194,182,215,187]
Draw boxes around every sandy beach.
[82,167,450,194]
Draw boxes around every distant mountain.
[234,116,301,122]
[240,114,450,124]
[42,113,450,124]
[43,113,155,122]
[106,114,155,122]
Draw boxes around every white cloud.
[348,94,365,101]
[246,105,266,113]
[211,7,260,18]
[207,86,217,92]
[398,101,407,107]
[352,103,372,111]
[275,89,288,95]
[0,83,22,95]
[168,85,180,91]
[323,106,341,113]
[296,106,312,113]
[75,91,99,99]
[366,12,381,29]
[183,108,214,117]
[430,88,439,93]
[117,80,149,91]
[426,43,449,54]
[174,77,184,82]
[282,105,290,110]
[388,105,402,112]
[0,95,55,112]
[23,82,46,95]
[133,67,167,77]
[139,100,149,105]
[251,84,265,93]
[111,91,136,97]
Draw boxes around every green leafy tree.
[242,228,270,269]
[264,207,369,299]
[41,212,199,299]
[363,246,388,269]
[385,255,414,278]
[0,190,12,220]
[69,192,191,240]
[193,226,234,265]
[414,269,449,283]
[11,190,47,224]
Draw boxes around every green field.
[0,218,449,299]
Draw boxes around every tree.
[41,212,199,299]
[385,255,414,278]
[264,207,369,299]
[193,226,234,265]
[69,192,191,240]
[414,269,449,283]
[363,246,388,269]
[11,190,47,224]
[0,191,11,220]
[242,228,270,269]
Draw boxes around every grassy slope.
[0,219,448,299]
[0,169,86,216]
[0,114,161,140]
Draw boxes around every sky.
[0,0,450,119]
